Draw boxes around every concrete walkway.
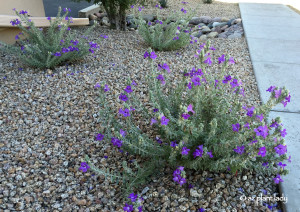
[239,3,300,212]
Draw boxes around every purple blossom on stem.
[181,113,190,119]
[104,84,109,92]
[274,144,287,156]
[131,80,137,86]
[258,146,267,157]
[256,114,264,122]
[274,89,282,99]
[266,86,276,92]
[277,162,287,170]
[123,203,134,212]
[230,79,240,88]
[131,5,134,8]
[244,122,250,129]
[222,75,232,84]
[124,85,133,93]
[204,57,212,66]
[187,104,195,114]
[128,193,138,202]
[181,8,187,13]
[150,118,157,125]
[232,123,240,132]
[170,141,178,148]
[161,116,169,125]
[111,137,123,148]
[120,129,126,137]
[119,108,130,117]
[95,133,104,141]
[254,125,269,139]
[173,166,186,186]
[119,93,128,102]
[156,74,166,85]
[181,147,190,155]
[192,76,201,86]
[233,145,245,155]
[193,145,204,158]
[79,162,90,172]
[187,82,192,90]
[218,54,225,64]
[273,174,283,184]
[158,63,170,73]
[244,106,255,117]
[153,108,159,113]
[207,151,213,158]
[262,162,269,168]
[270,121,279,128]
[249,138,258,145]
[19,10,28,15]
[280,129,287,137]
[144,51,150,58]
[150,51,157,59]
[287,155,292,163]
[228,57,235,64]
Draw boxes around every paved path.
[239,3,300,212]
[42,0,93,18]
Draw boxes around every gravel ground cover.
[0,1,282,211]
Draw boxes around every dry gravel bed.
[0,1,282,211]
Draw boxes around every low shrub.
[133,6,194,51]
[85,41,291,203]
[0,7,99,69]
[159,0,168,8]
[202,0,213,4]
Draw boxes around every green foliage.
[159,0,168,8]
[134,8,194,51]
[202,0,213,3]
[88,41,290,196]
[0,7,97,69]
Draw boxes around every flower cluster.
[173,166,186,186]
[123,193,143,212]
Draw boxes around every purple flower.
[124,85,133,93]
[156,74,166,85]
[158,63,170,73]
[207,151,213,158]
[170,141,178,147]
[209,46,216,51]
[150,118,157,125]
[119,93,128,102]
[277,162,287,170]
[94,83,101,88]
[138,206,143,212]
[47,17,51,21]
[161,116,169,125]
[274,89,282,99]
[19,10,28,15]
[256,114,264,122]
[254,125,269,139]
[222,75,232,84]
[270,121,279,128]
[181,147,190,155]
[144,51,150,58]
[138,7,142,11]
[274,144,287,156]
[204,57,212,66]
[187,82,192,90]
[273,174,283,184]
[230,79,240,88]
[258,146,267,157]
[181,8,187,13]
[79,162,90,172]
[111,137,123,148]
[280,129,287,137]
[95,133,104,141]
[53,52,61,57]
[233,145,245,155]
[104,84,109,92]
[287,155,292,163]
[131,5,134,8]
[181,113,190,119]
[244,106,255,117]
[150,51,157,59]
[15,35,19,40]
[119,108,130,117]
[131,80,137,86]
[63,8,71,13]
[232,123,240,132]
[156,137,163,144]
[128,193,138,202]
[262,162,269,168]
[123,203,134,212]
[228,57,235,64]
[198,208,206,212]
[244,122,250,129]
[193,145,204,158]
[192,76,201,86]
[120,129,126,137]
[249,138,257,145]
[218,54,225,64]
[153,108,159,113]
[187,104,195,114]
[266,86,276,92]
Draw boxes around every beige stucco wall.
[0,0,45,44]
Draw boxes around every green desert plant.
[85,41,291,198]
[159,0,168,8]
[0,7,99,69]
[202,0,213,4]
[134,7,194,51]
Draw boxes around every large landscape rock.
[189,17,202,25]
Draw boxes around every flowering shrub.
[0,7,99,69]
[85,41,291,199]
[133,6,194,51]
